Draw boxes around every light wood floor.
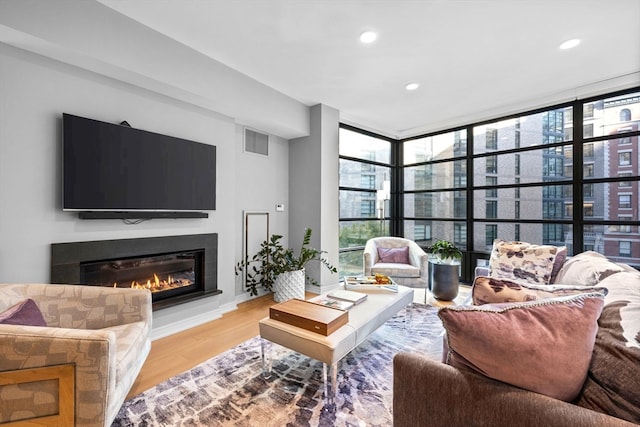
[127,285,470,399]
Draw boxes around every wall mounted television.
[63,113,216,219]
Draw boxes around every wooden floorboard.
[127,286,470,399]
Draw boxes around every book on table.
[327,289,368,305]
[308,295,354,310]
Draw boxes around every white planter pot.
[274,268,305,302]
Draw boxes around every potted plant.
[426,239,462,300]
[427,239,463,265]
[235,228,337,302]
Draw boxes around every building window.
[584,163,594,177]
[515,154,521,175]
[584,203,594,217]
[584,103,595,118]
[454,223,467,248]
[515,201,520,219]
[620,108,631,122]
[486,155,497,174]
[619,151,632,166]
[619,173,633,187]
[486,176,497,197]
[619,194,632,208]
[584,183,594,198]
[515,224,520,241]
[361,174,375,189]
[485,225,497,246]
[486,128,498,149]
[619,216,632,233]
[583,123,594,138]
[619,241,632,257]
[360,200,375,217]
[583,143,594,158]
[414,224,432,241]
[486,200,497,218]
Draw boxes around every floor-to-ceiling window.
[339,87,640,281]
[338,126,393,277]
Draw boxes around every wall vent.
[244,128,269,156]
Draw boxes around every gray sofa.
[0,283,152,427]
[394,250,640,426]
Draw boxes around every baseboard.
[151,300,238,340]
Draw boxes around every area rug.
[112,303,444,427]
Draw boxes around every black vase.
[429,261,459,301]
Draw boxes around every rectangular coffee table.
[258,284,414,408]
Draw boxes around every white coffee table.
[258,284,414,409]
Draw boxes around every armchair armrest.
[407,241,429,281]
[0,325,115,426]
[393,352,635,427]
[363,239,378,276]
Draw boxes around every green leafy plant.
[235,228,337,296]
[427,239,462,264]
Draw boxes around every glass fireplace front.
[80,250,204,302]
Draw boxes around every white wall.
[0,43,292,338]
[290,105,340,294]
[233,124,290,298]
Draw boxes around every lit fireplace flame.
[114,273,193,293]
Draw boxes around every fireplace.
[51,234,220,310]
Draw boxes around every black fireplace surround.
[51,233,220,310]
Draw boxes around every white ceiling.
[99,0,639,138]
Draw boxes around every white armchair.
[363,237,429,289]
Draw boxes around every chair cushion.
[372,263,420,278]
[439,292,605,402]
[471,276,608,305]
[488,240,564,285]
[377,246,410,264]
[0,298,47,326]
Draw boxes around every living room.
[1,1,639,426]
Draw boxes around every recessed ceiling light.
[405,83,420,91]
[560,38,581,50]
[360,31,377,44]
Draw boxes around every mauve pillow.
[377,246,410,264]
[439,293,605,402]
[471,275,608,305]
[0,298,47,326]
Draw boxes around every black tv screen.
[63,113,216,212]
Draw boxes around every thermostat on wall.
[276,204,285,212]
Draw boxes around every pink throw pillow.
[0,298,47,326]
[377,246,410,264]
[439,292,604,402]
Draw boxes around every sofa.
[0,283,152,427]
[394,244,640,427]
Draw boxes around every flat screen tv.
[63,113,216,216]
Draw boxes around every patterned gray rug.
[112,303,443,427]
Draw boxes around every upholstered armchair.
[0,283,152,427]
[363,237,429,289]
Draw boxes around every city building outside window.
[339,88,640,282]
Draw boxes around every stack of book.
[308,289,368,310]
